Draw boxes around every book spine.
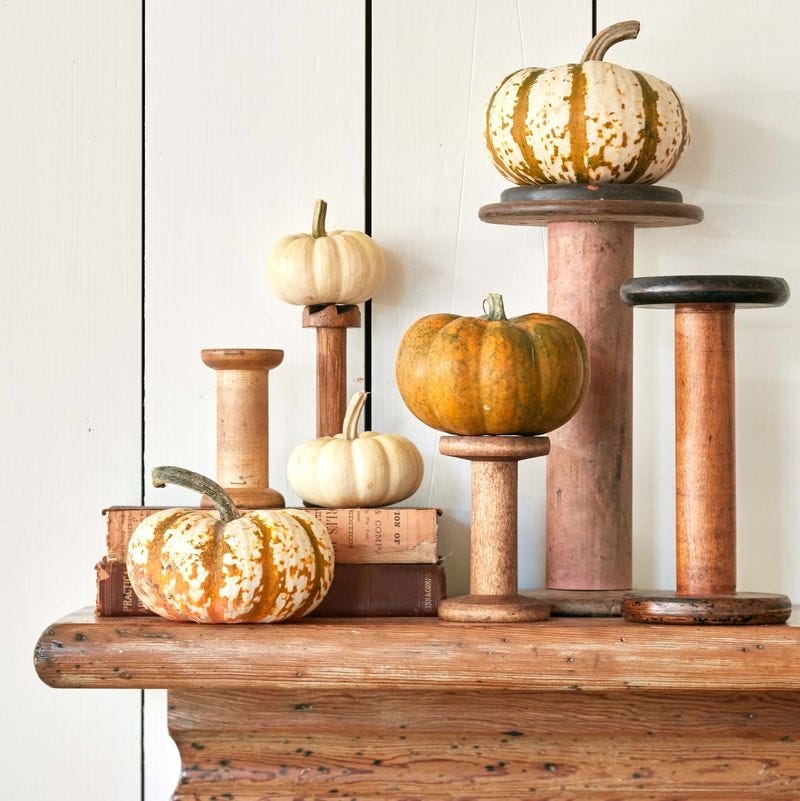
[104,506,439,563]
[96,559,445,618]
[96,557,153,616]
[309,564,446,617]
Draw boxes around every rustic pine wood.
[34,606,800,691]
[621,276,791,624]
[479,189,703,615]
[166,688,800,800]
[35,607,800,798]
[200,348,285,508]
[302,303,361,438]
[438,436,550,622]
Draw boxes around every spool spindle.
[479,183,703,615]
[303,304,361,438]
[201,348,285,509]
[620,275,792,625]
[437,435,550,623]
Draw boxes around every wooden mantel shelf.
[35,609,800,799]
[36,606,800,692]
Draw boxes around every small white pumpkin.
[485,21,690,185]
[288,392,424,508]
[267,199,385,306]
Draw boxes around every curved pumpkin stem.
[580,20,640,62]
[151,466,241,524]
[342,391,369,440]
[311,198,328,238]
[482,293,509,322]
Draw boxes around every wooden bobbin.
[437,435,551,623]
[303,304,362,438]
[620,275,792,625]
[200,348,285,509]
[479,184,703,616]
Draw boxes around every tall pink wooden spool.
[480,183,703,615]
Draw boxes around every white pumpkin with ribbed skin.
[126,467,334,624]
[268,198,385,306]
[288,392,424,508]
[485,21,690,185]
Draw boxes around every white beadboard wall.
[8,1,800,799]
[2,1,142,799]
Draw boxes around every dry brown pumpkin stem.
[311,198,328,238]
[580,20,640,63]
[151,465,241,524]
[482,293,509,321]
[342,391,369,440]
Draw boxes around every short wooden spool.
[479,184,703,617]
[302,303,361,438]
[437,435,550,623]
[620,275,792,625]
[200,348,285,509]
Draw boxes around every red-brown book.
[96,558,445,618]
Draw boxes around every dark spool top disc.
[500,183,684,204]
[620,275,790,309]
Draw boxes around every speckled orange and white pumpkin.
[126,467,334,623]
[485,21,690,185]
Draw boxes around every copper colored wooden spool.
[620,275,792,625]
[437,435,550,623]
[303,303,361,438]
[479,184,703,616]
[201,348,285,509]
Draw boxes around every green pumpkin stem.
[311,198,328,238]
[482,293,508,322]
[151,466,241,524]
[342,391,369,440]
[580,20,640,62]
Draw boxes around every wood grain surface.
[675,306,736,595]
[438,436,550,622]
[165,687,800,799]
[302,304,362,438]
[35,607,800,692]
[478,198,704,227]
[546,222,634,591]
[200,348,285,508]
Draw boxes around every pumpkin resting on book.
[126,466,334,623]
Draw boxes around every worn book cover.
[104,505,439,563]
[96,558,445,618]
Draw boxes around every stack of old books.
[96,506,444,617]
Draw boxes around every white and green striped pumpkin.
[126,466,334,623]
[485,21,690,185]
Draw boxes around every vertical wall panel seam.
[364,0,373,428]
[139,0,146,798]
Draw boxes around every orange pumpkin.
[395,294,588,435]
[126,466,334,623]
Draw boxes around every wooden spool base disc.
[622,591,792,625]
[479,183,703,228]
[522,588,624,617]
[201,486,285,510]
[439,594,549,623]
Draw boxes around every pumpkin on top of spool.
[267,199,385,306]
[126,466,334,623]
[288,391,424,508]
[395,294,589,436]
[485,20,690,185]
